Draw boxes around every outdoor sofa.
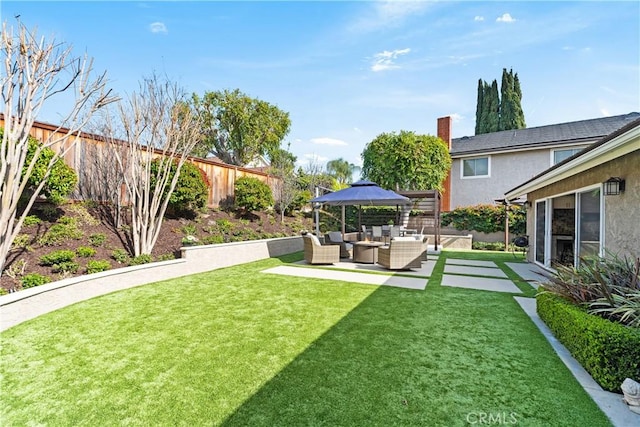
[304,234,340,265]
[377,236,423,270]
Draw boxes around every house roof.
[504,117,640,200]
[451,112,640,156]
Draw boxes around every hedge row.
[536,291,640,392]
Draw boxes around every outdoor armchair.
[377,237,423,270]
[324,231,353,258]
[304,234,340,265]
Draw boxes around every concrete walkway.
[506,262,549,289]
[441,258,522,294]
[262,266,427,290]
[293,259,436,278]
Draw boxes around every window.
[552,148,583,165]
[462,157,489,178]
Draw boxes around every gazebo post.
[341,206,346,236]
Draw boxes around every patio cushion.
[328,231,344,242]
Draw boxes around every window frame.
[460,156,491,179]
[551,148,583,166]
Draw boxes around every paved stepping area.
[443,264,508,278]
[441,274,521,293]
[293,259,436,277]
[262,266,427,290]
[446,259,496,267]
[442,258,521,293]
[506,262,549,289]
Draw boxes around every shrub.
[441,204,526,235]
[40,250,75,266]
[201,235,224,245]
[0,288,8,296]
[21,273,50,289]
[37,221,83,246]
[88,233,107,247]
[181,224,197,235]
[472,241,507,251]
[234,176,273,213]
[537,291,640,392]
[65,203,99,226]
[76,246,97,258]
[149,159,209,217]
[216,219,234,233]
[22,215,42,226]
[10,234,32,251]
[11,131,78,205]
[5,260,27,279]
[156,253,176,261]
[86,260,111,274]
[129,254,153,265]
[51,261,79,274]
[111,249,130,264]
[543,253,640,328]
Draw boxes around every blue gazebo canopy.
[310,180,411,206]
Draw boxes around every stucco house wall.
[527,150,640,260]
[447,112,639,210]
[450,146,588,208]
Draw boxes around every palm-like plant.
[326,158,360,187]
[541,252,640,327]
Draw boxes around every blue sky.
[3,1,639,172]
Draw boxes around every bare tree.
[105,75,202,256]
[0,21,115,274]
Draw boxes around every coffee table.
[353,241,385,264]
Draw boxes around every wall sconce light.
[603,177,625,196]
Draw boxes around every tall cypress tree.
[499,68,516,131]
[475,79,484,135]
[513,72,526,129]
[475,69,525,135]
[486,80,500,133]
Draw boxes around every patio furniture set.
[303,231,429,270]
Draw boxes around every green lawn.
[0,251,610,426]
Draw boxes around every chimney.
[437,116,452,212]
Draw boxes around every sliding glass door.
[535,200,547,265]
[577,188,601,259]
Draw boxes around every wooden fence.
[1,117,279,208]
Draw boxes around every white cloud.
[600,108,611,116]
[349,1,431,33]
[310,137,348,146]
[496,13,516,23]
[149,22,168,34]
[474,16,484,22]
[371,48,411,72]
[450,113,463,123]
[353,127,362,133]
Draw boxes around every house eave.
[505,124,640,199]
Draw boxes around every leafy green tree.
[234,176,274,213]
[268,147,304,221]
[326,158,360,187]
[191,89,291,166]
[0,129,78,206]
[360,131,451,191]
